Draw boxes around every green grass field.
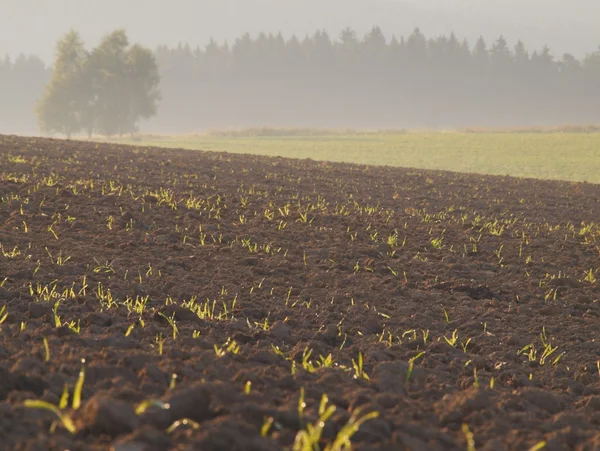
[105,129,600,184]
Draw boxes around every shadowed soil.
[1,134,599,450]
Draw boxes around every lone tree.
[36,29,160,138]
[35,30,87,138]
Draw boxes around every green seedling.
[293,393,337,451]
[48,221,59,240]
[167,418,200,433]
[43,337,50,362]
[261,416,275,437]
[158,312,179,339]
[444,329,459,347]
[422,329,430,343]
[52,301,61,328]
[518,330,564,366]
[539,327,563,365]
[442,305,450,323]
[24,359,85,434]
[352,352,369,380]
[67,319,80,334]
[301,347,315,373]
[0,305,8,324]
[23,400,77,434]
[291,360,297,376]
[297,387,306,427]
[254,316,270,331]
[214,338,240,357]
[406,352,425,385]
[387,230,399,247]
[304,395,379,451]
[135,400,171,415]
[339,333,348,350]
[1,244,20,258]
[461,338,472,353]
[583,268,597,284]
[430,237,444,249]
[155,333,165,355]
[462,423,476,451]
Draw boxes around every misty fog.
[1,0,600,135]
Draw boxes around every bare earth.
[1,135,599,450]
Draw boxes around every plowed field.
[1,135,599,451]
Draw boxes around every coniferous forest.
[2,27,600,134]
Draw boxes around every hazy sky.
[2,0,599,63]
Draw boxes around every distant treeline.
[0,54,49,134]
[2,27,600,134]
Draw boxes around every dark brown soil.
[1,134,599,451]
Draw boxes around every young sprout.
[47,221,59,240]
[461,338,472,353]
[67,319,81,334]
[352,352,369,380]
[125,323,135,337]
[430,237,444,249]
[167,418,200,434]
[158,312,179,339]
[261,417,275,437]
[214,338,240,357]
[23,400,76,434]
[444,330,459,347]
[43,337,50,362]
[441,305,450,323]
[135,400,171,415]
[72,359,86,410]
[292,393,337,451]
[462,423,476,451]
[23,358,85,434]
[583,268,597,284]
[406,352,425,385]
[155,333,165,356]
[297,387,306,427]
[327,407,380,451]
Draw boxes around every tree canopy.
[36,29,160,138]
